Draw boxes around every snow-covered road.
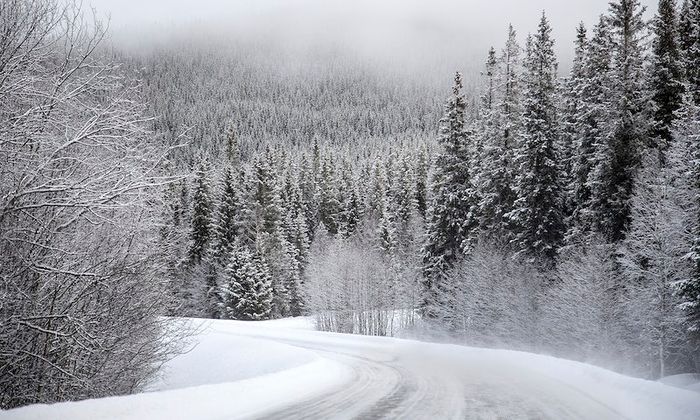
[5,318,700,420]
[221,322,692,420]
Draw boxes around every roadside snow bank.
[147,317,316,391]
[4,358,349,420]
[3,317,352,420]
[658,373,700,393]
[414,344,700,420]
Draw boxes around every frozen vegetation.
[2,0,700,418]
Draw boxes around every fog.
[90,0,657,74]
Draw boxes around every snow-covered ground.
[659,373,700,394]
[4,317,700,420]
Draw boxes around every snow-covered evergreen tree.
[317,155,341,235]
[219,245,273,320]
[422,72,480,312]
[671,103,700,346]
[566,17,614,244]
[680,0,700,102]
[188,161,213,264]
[414,147,430,218]
[561,23,589,229]
[508,14,564,265]
[588,0,649,243]
[650,0,684,155]
[477,34,519,243]
[214,167,252,258]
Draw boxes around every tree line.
[160,0,700,380]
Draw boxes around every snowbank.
[4,359,349,420]
[146,319,317,391]
[659,373,700,394]
[412,343,700,420]
[2,317,352,420]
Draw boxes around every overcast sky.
[90,0,658,71]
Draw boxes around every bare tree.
[0,0,179,408]
[618,154,694,378]
[304,226,420,336]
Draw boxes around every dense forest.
[2,0,700,410]
[151,0,700,380]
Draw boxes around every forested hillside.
[2,0,700,411]
[149,0,700,380]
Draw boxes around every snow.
[421,345,700,420]
[3,359,350,420]
[2,317,352,420]
[146,319,316,391]
[659,373,700,393]
[4,317,700,420]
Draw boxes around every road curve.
[220,326,630,420]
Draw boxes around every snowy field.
[3,317,700,420]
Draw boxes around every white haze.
[90,0,656,73]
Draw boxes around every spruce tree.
[680,0,700,102]
[415,147,430,218]
[317,156,341,235]
[650,0,684,155]
[422,72,480,311]
[250,150,299,317]
[566,17,614,244]
[561,23,589,227]
[214,167,252,258]
[588,0,649,243]
[678,5,700,337]
[509,14,564,264]
[188,161,212,265]
[220,245,273,320]
[672,105,700,343]
[478,29,521,242]
[502,25,523,141]
[298,154,319,240]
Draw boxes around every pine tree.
[561,23,589,227]
[366,159,388,221]
[393,155,421,244]
[508,14,564,265]
[250,150,298,317]
[188,161,212,265]
[253,151,284,236]
[219,246,273,320]
[422,72,480,311]
[502,24,523,141]
[677,5,700,339]
[672,104,700,343]
[377,192,398,256]
[679,0,700,102]
[225,124,241,167]
[214,167,252,258]
[415,147,430,218]
[650,0,684,155]
[567,17,614,244]
[588,0,649,243]
[336,160,362,238]
[298,154,319,240]
[478,29,521,242]
[317,156,341,235]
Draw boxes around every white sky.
[89,0,658,71]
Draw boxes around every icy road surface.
[5,318,700,420]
